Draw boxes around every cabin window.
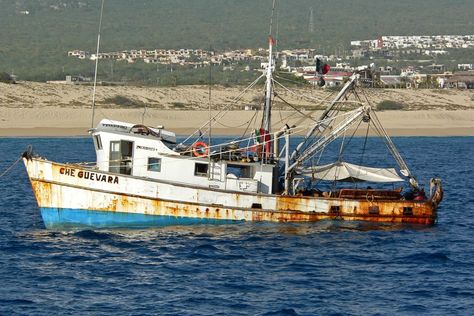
[109,140,134,175]
[93,134,103,150]
[194,163,208,177]
[109,141,121,174]
[330,205,340,214]
[227,164,252,179]
[403,207,413,216]
[369,205,380,215]
[148,158,161,172]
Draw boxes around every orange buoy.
[192,141,209,157]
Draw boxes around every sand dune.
[0,81,473,137]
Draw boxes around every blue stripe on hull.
[40,207,240,229]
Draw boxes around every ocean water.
[0,136,474,315]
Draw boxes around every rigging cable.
[360,87,417,186]
[274,74,310,87]
[240,106,261,140]
[215,111,258,129]
[179,74,265,146]
[90,0,105,128]
[335,88,365,156]
[0,156,22,179]
[273,92,318,122]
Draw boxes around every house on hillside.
[427,64,446,73]
[458,64,474,71]
[445,71,474,89]
[379,75,402,88]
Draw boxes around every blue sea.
[1,136,474,315]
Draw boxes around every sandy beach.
[0,81,473,137]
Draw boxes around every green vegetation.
[103,95,144,108]
[0,72,15,84]
[171,102,187,109]
[92,62,261,87]
[376,100,404,111]
[274,71,310,86]
[1,0,474,83]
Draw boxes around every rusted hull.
[24,158,440,229]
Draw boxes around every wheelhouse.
[91,119,278,194]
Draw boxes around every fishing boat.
[21,4,442,228]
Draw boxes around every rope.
[273,78,327,103]
[179,74,265,146]
[359,121,371,166]
[274,74,309,87]
[273,92,318,122]
[239,110,259,140]
[215,113,257,129]
[0,156,22,179]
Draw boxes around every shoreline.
[1,127,473,137]
[1,108,474,137]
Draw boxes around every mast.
[262,0,277,133]
[262,36,274,133]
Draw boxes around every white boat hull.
[23,157,440,229]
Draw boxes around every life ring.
[192,141,209,157]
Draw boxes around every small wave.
[0,298,35,305]
[188,244,223,259]
[418,269,437,276]
[261,308,299,316]
[396,304,427,313]
[187,243,247,261]
[397,251,450,264]
[243,236,264,242]
[73,229,116,240]
[446,286,474,298]
[229,302,252,310]
[16,230,68,239]
[192,244,222,253]
[194,233,215,238]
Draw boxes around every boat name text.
[60,167,119,184]
[101,123,128,130]
[136,145,157,151]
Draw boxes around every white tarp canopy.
[298,161,404,183]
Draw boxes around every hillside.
[1,0,474,81]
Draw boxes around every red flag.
[268,36,276,46]
[322,64,331,75]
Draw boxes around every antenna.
[275,4,280,51]
[141,103,147,125]
[90,0,105,128]
[309,7,314,33]
[269,0,276,36]
[207,45,213,179]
